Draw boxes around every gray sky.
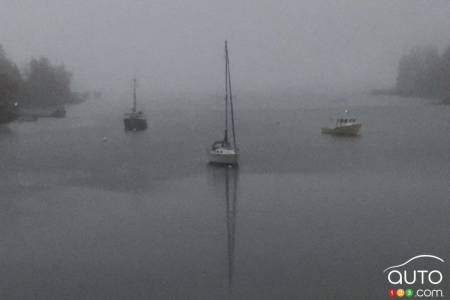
[1,0,450,97]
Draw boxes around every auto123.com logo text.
[384,254,445,298]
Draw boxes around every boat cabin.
[211,140,232,150]
[336,118,356,124]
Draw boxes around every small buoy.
[102,137,108,142]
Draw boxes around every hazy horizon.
[1,0,450,98]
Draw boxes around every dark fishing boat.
[209,41,239,165]
[123,78,147,131]
[50,107,66,118]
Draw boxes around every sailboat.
[209,41,239,165]
[123,78,147,131]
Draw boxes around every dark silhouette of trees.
[0,46,21,123]
[0,45,22,106]
[0,44,85,123]
[21,57,73,107]
[0,43,82,108]
[396,46,450,99]
[436,45,450,97]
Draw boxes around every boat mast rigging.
[224,41,229,144]
[132,78,137,113]
[224,40,237,149]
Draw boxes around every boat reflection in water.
[208,165,239,295]
[224,167,238,293]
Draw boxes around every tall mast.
[224,41,229,144]
[226,42,237,149]
[132,78,137,113]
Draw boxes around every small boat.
[209,41,239,165]
[321,110,361,136]
[17,115,38,122]
[123,78,147,131]
[50,107,66,118]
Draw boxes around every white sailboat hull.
[209,150,239,165]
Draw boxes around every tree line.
[396,45,450,99]
[0,45,82,111]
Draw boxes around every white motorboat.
[321,110,361,136]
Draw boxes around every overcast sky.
[1,0,450,98]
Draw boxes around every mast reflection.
[207,165,239,295]
[224,167,238,293]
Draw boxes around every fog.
[1,0,450,99]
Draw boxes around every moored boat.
[321,110,361,136]
[209,41,239,165]
[50,107,66,118]
[124,78,147,131]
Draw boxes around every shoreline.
[370,88,450,104]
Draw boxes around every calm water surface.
[1,94,449,299]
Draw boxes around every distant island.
[0,44,88,124]
[372,45,450,103]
